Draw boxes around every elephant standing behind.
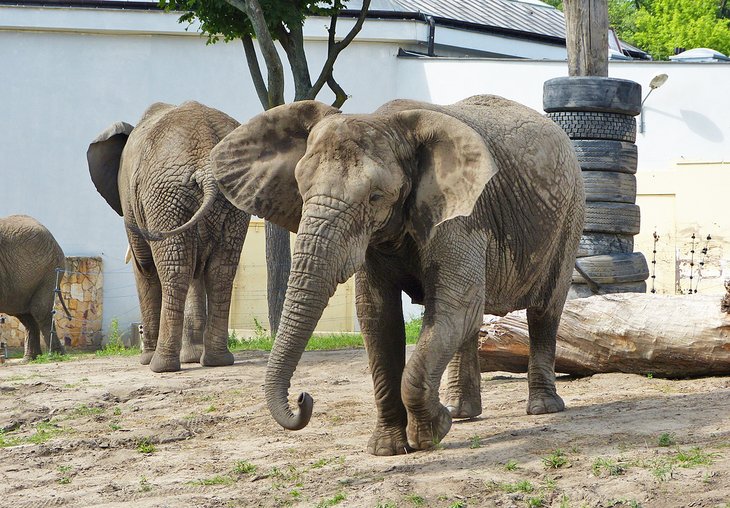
[211,95,585,455]
[88,101,250,373]
[0,215,67,359]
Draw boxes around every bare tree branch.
[307,0,371,100]
[225,0,285,107]
[327,75,348,108]
[241,34,270,110]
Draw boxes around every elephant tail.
[127,169,219,242]
[54,267,72,321]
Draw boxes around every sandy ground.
[2,348,730,508]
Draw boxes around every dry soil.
[1,348,730,508]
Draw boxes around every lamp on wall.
[639,73,669,134]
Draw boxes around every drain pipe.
[426,15,436,56]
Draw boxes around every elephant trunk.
[127,168,219,241]
[265,208,361,431]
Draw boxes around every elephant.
[211,95,585,455]
[87,101,250,373]
[0,215,69,359]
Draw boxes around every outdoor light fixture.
[639,73,669,134]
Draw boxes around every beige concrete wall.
[636,163,730,295]
[229,220,356,336]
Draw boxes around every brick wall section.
[0,256,103,350]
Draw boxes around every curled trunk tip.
[269,391,314,431]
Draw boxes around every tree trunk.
[479,293,730,378]
[563,0,609,77]
[265,221,291,335]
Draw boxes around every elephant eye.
[369,192,383,203]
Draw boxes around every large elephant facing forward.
[0,215,67,359]
[212,95,584,455]
[88,101,250,373]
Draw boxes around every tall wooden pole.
[563,0,609,76]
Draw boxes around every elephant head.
[211,100,498,431]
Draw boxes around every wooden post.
[563,0,609,76]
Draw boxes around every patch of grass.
[29,351,73,364]
[504,459,518,471]
[407,494,425,506]
[139,475,152,492]
[316,492,346,508]
[469,435,481,449]
[28,421,66,444]
[190,475,235,486]
[233,460,257,475]
[311,456,343,469]
[57,464,72,484]
[592,457,627,477]
[109,422,121,431]
[72,404,104,417]
[449,502,467,508]
[559,494,570,508]
[405,316,422,344]
[205,405,217,413]
[113,407,122,416]
[674,447,717,467]
[543,449,568,469]
[136,437,156,454]
[657,432,675,447]
[376,503,397,508]
[527,496,546,507]
[58,476,72,485]
[96,318,140,357]
[498,480,534,494]
[0,430,21,448]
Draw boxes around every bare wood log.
[479,293,730,378]
[563,0,609,77]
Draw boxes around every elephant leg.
[131,258,162,366]
[444,329,482,419]
[18,314,42,360]
[199,252,237,367]
[401,232,485,450]
[37,312,64,356]
[355,266,410,456]
[180,276,206,363]
[149,237,193,373]
[525,306,565,415]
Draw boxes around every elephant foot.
[140,350,155,365]
[527,391,565,415]
[445,394,483,419]
[179,344,203,364]
[149,352,181,373]
[200,350,235,367]
[367,425,412,456]
[406,404,452,451]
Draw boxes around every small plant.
[29,351,73,364]
[316,492,346,508]
[233,460,257,475]
[28,421,66,444]
[205,404,217,413]
[57,465,72,484]
[405,316,422,344]
[136,437,156,454]
[113,407,122,416]
[646,373,653,379]
[527,495,545,507]
[449,501,466,508]
[543,449,568,469]
[252,317,269,340]
[58,476,72,485]
[139,475,152,492]
[559,494,570,508]
[674,447,717,467]
[500,480,534,493]
[592,457,627,477]
[192,475,234,486]
[109,422,121,431]
[504,459,518,471]
[657,432,675,447]
[469,435,481,449]
[97,318,139,356]
[73,404,104,417]
[407,494,425,506]
[376,503,397,508]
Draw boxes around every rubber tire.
[547,111,637,143]
[572,140,637,174]
[583,171,637,203]
[584,202,641,235]
[577,233,634,258]
[568,281,647,299]
[572,252,649,284]
[543,77,641,116]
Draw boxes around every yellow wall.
[636,162,730,296]
[229,220,356,336]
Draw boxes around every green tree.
[159,0,370,334]
[632,0,730,59]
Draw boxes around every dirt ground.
[2,347,730,508]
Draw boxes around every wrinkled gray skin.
[88,101,250,373]
[212,95,585,455]
[0,215,66,359]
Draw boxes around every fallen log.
[478,292,730,378]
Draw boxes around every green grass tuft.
[29,352,73,364]
[96,318,140,357]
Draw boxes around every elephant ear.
[398,109,499,244]
[212,101,340,233]
[87,121,134,216]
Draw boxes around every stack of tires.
[543,77,649,299]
